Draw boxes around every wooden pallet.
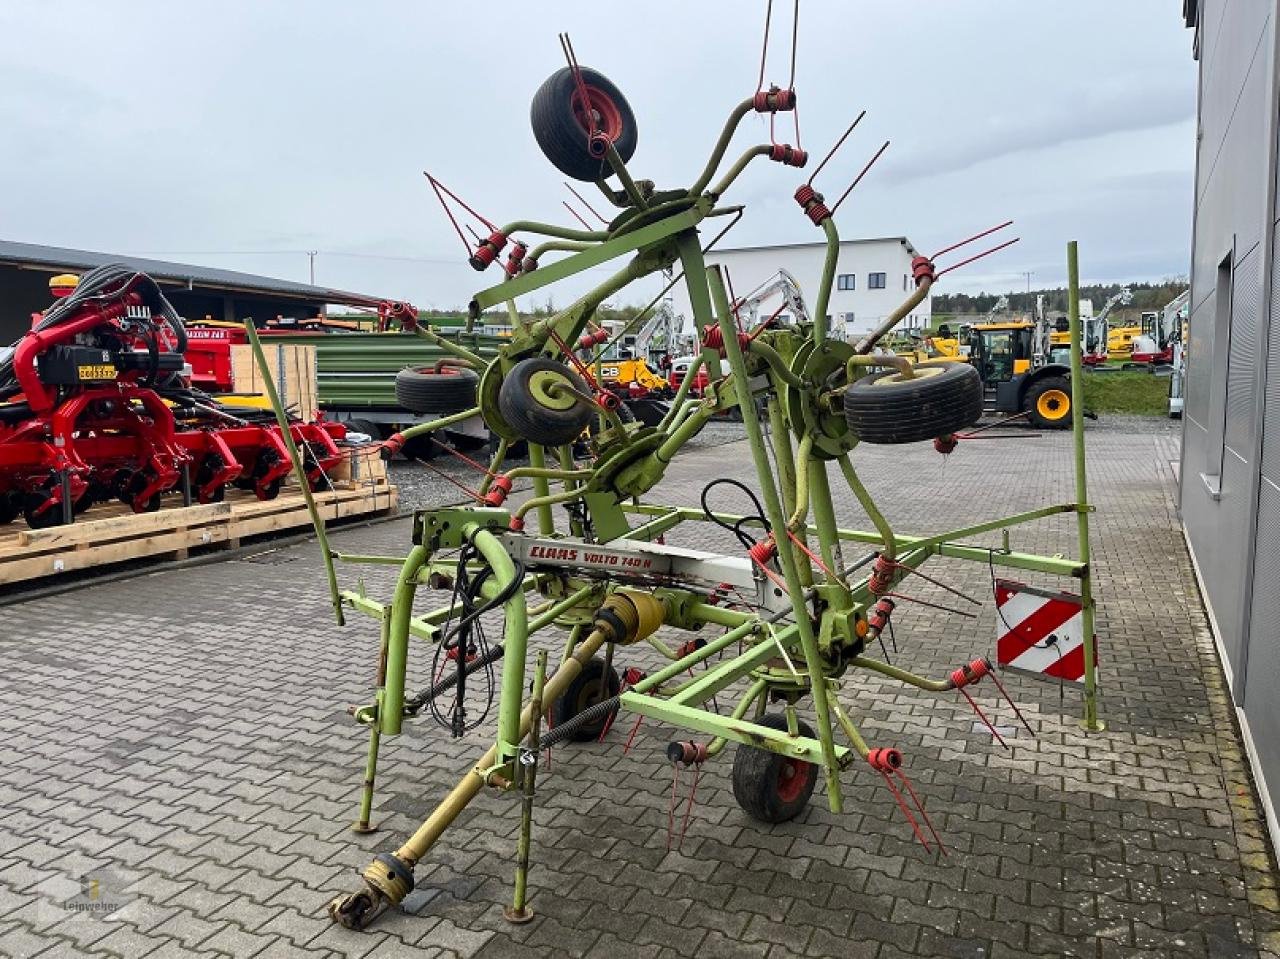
[0,465,396,587]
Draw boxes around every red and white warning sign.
[994,579,1094,683]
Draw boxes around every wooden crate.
[230,342,318,421]
[0,469,396,587]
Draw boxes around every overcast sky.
[0,1,1195,312]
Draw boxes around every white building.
[668,236,931,339]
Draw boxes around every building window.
[868,272,886,289]
[837,274,855,291]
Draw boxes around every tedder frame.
[248,25,1102,932]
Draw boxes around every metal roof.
[0,239,386,307]
[711,236,919,257]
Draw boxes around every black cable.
[701,478,769,551]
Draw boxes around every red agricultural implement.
[0,265,347,529]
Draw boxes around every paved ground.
[0,418,1276,959]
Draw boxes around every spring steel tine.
[958,687,1009,749]
[756,0,773,93]
[985,660,1036,736]
[935,237,1022,278]
[807,111,866,186]
[562,201,592,231]
[563,182,611,225]
[931,220,1014,261]
[888,559,982,605]
[830,140,891,214]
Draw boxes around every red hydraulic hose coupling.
[933,433,958,456]
[950,657,992,689]
[793,184,831,226]
[769,143,808,167]
[868,555,895,596]
[753,87,796,112]
[483,475,513,507]
[468,230,508,271]
[508,515,525,532]
[911,255,937,285]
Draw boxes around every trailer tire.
[732,713,820,824]
[1025,376,1073,430]
[531,66,638,182]
[844,362,982,444]
[394,366,478,415]
[498,357,595,448]
[550,658,620,742]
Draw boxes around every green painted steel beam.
[470,207,704,314]
[619,692,852,766]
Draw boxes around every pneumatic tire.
[1025,376,1073,430]
[550,658,621,742]
[731,713,819,824]
[530,66,638,182]
[844,361,982,444]
[498,357,594,448]
[394,366,478,415]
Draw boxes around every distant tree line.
[931,278,1188,322]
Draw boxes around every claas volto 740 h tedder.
[249,6,1102,931]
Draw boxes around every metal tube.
[244,322,345,626]
[813,218,841,343]
[659,355,706,431]
[412,326,487,368]
[526,444,555,535]
[464,524,529,761]
[748,339,806,388]
[381,545,429,734]
[807,460,845,582]
[706,264,844,812]
[506,648,546,923]
[849,656,951,692]
[835,454,896,560]
[689,98,755,196]
[709,144,772,198]
[526,239,592,263]
[853,277,933,354]
[394,629,606,865]
[705,679,769,758]
[513,487,585,523]
[603,142,648,208]
[353,611,391,832]
[480,438,509,496]
[528,584,597,633]
[397,405,483,442]
[1067,241,1102,731]
[499,219,607,242]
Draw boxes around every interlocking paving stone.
[1,422,1277,957]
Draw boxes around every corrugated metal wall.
[1182,0,1280,849]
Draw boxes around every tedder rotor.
[253,11,1101,932]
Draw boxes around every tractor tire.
[498,357,595,448]
[1025,376,1073,429]
[550,658,621,742]
[844,361,982,444]
[343,418,384,443]
[530,66,638,182]
[731,713,820,824]
[394,366,478,415]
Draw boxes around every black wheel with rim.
[195,454,227,504]
[550,658,620,742]
[23,489,67,530]
[498,357,595,448]
[394,366,479,415]
[1024,375,1073,430]
[253,449,284,501]
[530,66,638,182]
[731,713,820,824]
[126,471,162,513]
[843,361,982,444]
